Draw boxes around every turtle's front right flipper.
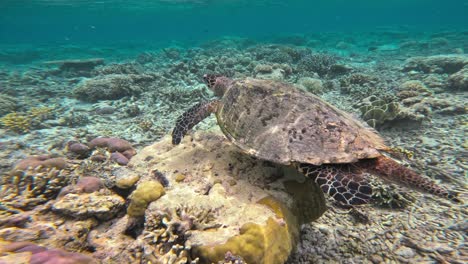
[172,100,220,145]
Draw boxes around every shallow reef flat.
[0,31,467,263]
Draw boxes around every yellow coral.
[127,181,165,217]
[193,196,298,264]
[390,146,414,159]
[0,112,31,133]
[0,107,55,133]
[29,106,54,120]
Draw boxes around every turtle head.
[203,74,232,97]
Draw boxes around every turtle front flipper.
[172,100,220,145]
[298,163,372,205]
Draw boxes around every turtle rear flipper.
[299,163,372,205]
[172,100,220,145]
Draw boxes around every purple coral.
[0,242,96,264]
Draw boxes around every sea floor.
[0,31,467,263]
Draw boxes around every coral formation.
[72,74,155,102]
[403,55,468,74]
[296,77,324,94]
[447,66,468,91]
[1,156,71,209]
[44,58,104,77]
[0,94,17,117]
[127,181,166,217]
[121,131,326,263]
[0,106,55,133]
[0,112,31,133]
[297,53,337,76]
[355,95,401,128]
[53,192,125,220]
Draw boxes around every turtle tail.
[359,156,460,202]
[171,100,219,145]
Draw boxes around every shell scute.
[217,78,387,165]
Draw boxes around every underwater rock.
[447,66,468,91]
[120,131,326,263]
[44,58,104,72]
[403,55,468,74]
[72,74,155,102]
[53,192,125,220]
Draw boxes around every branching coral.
[0,112,31,133]
[133,205,216,263]
[0,106,55,133]
[1,166,72,210]
[297,53,337,77]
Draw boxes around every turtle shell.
[216,78,388,165]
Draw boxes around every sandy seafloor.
[0,31,467,263]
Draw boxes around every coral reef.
[72,74,156,102]
[0,31,466,264]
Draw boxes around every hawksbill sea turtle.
[171,74,459,205]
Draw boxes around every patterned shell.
[216,78,389,165]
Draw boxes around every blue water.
[1,0,467,46]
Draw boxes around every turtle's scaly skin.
[171,75,459,205]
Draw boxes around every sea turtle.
[171,74,458,205]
